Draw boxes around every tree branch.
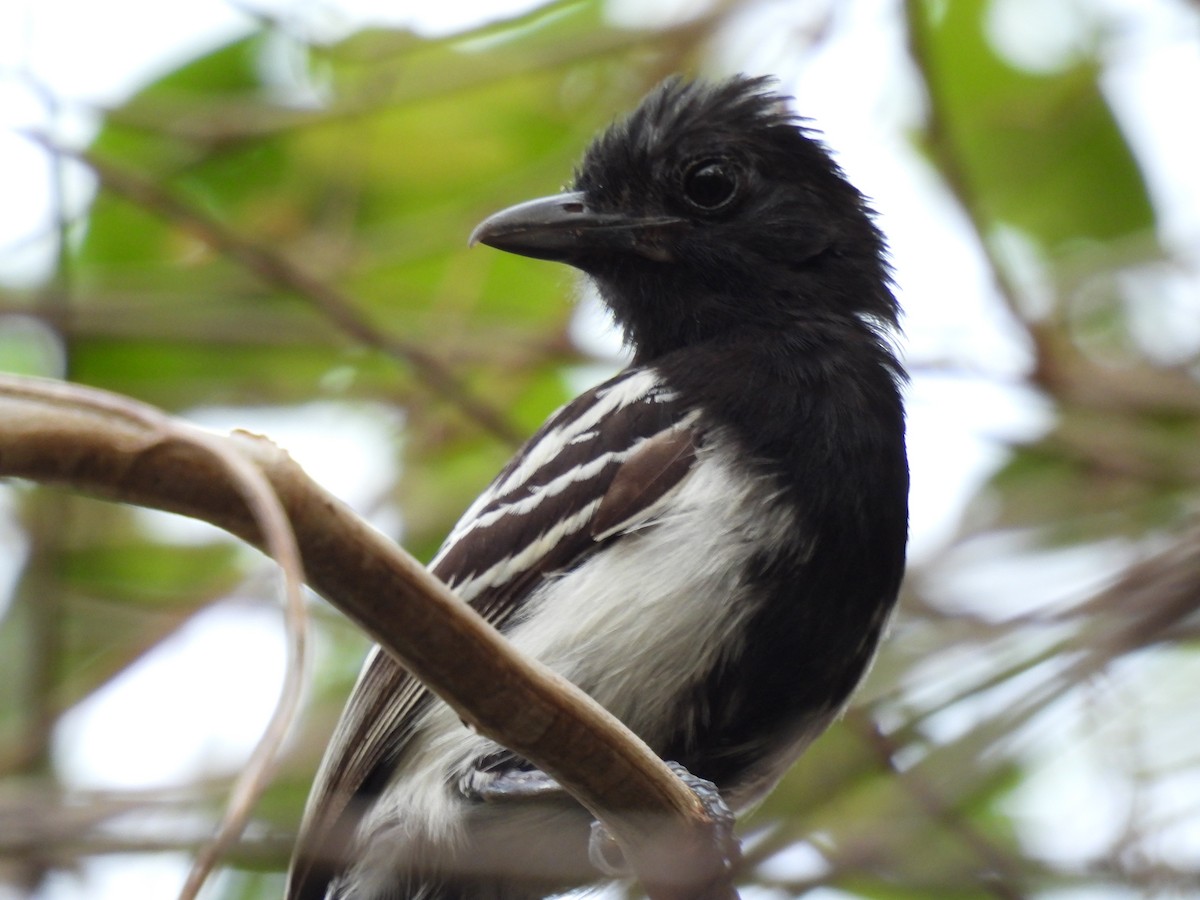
[0,374,736,900]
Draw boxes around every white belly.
[356,438,799,876]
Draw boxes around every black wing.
[286,366,702,900]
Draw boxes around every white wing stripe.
[434,408,699,572]
[492,369,663,500]
[450,499,603,601]
[438,369,669,555]
[448,445,636,543]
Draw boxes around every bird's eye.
[682,159,739,211]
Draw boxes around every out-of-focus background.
[1,0,1198,897]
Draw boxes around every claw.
[587,761,741,878]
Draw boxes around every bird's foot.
[588,762,739,877]
[461,760,739,880]
[460,765,568,803]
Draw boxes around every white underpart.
[357,433,800,883]
[508,440,797,744]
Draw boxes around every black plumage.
[287,74,908,900]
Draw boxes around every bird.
[286,73,909,900]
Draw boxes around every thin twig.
[100,8,734,144]
[175,430,309,900]
[0,376,309,900]
[850,711,1029,900]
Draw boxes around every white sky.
[1,0,1199,897]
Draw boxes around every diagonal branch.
[28,135,523,445]
[0,374,736,900]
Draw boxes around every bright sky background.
[1,0,1198,897]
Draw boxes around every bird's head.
[471,75,897,362]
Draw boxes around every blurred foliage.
[2,0,1199,898]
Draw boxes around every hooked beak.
[469,191,682,265]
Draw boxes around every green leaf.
[913,0,1155,252]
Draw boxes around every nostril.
[562,202,585,213]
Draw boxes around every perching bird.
[287,74,908,900]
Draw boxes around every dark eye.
[682,159,739,211]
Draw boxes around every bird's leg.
[461,758,739,878]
